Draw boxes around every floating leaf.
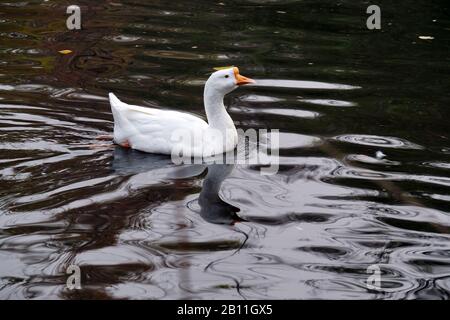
[213,66,234,71]
[58,49,73,55]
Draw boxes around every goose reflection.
[111,147,243,225]
[198,164,244,225]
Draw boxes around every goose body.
[109,67,254,157]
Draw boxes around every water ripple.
[334,134,424,150]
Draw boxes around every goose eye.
[225,75,229,78]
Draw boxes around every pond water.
[0,0,449,299]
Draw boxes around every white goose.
[107,67,254,157]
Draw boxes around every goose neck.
[203,86,233,130]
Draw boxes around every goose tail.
[109,92,123,109]
[108,93,129,131]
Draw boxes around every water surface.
[0,0,450,299]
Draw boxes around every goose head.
[205,67,255,95]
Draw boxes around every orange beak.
[233,67,255,86]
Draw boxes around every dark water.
[1,0,450,299]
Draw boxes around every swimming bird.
[106,67,254,157]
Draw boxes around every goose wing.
[109,93,208,153]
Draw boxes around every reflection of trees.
[59,148,246,299]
